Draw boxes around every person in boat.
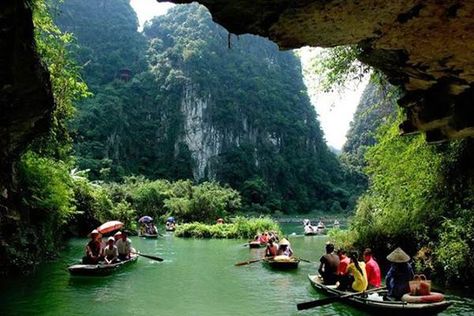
[116,231,132,260]
[318,243,339,285]
[363,248,382,289]
[269,231,279,243]
[265,239,278,257]
[259,232,269,244]
[277,238,293,257]
[339,251,368,292]
[114,231,122,242]
[385,247,414,300]
[337,249,350,276]
[83,229,102,264]
[102,237,119,264]
[216,218,224,225]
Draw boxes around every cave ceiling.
[163,0,474,142]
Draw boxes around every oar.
[296,258,313,263]
[132,252,163,262]
[297,286,386,311]
[235,259,261,266]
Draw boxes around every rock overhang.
[162,0,474,142]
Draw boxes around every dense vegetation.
[175,217,281,239]
[54,1,353,214]
[332,69,474,284]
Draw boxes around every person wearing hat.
[114,231,122,242]
[116,231,132,260]
[318,243,340,285]
[102,237,119,264]
[83,229,102,264]
[385,247,414,300]
[277,238,293,257]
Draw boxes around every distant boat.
[303,219,325,235]
[263,256,300,270]
[333,219,340,229]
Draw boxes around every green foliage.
[175,216,281,239]
[19,152,75,224]
[32,0,89,159]
[311,46,370,92]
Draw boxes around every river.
[0,223,472,315]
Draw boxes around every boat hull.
[263,258,300,270]
[307,275,452,315]
[249,242,266,248]
[68,255,138,276]
[139,233,158,238]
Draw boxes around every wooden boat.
[165,227,175,232]
[248,241,266,248]
[307,275,452,315]
[263,256,300,270]
[68,255,138,276]
[139,233,158,238]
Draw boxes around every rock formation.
[164,0,474,142]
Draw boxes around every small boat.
[165,226,175,232]
[307,275,452,315]
[248,241,266,248]
[263,256,300,270]
[303,219,325,235]
[68,255,138,276]
[139,233,158,239]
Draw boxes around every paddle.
[131,252,164,262]
[296,258,313,263]
[235,259,261,266]
[297,286,386,311]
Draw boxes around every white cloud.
[130,0,174,29]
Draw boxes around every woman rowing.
[385,247,414,300]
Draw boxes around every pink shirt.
[365,257,382,287]
[338,256,350,275]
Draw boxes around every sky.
[129,1,367,150]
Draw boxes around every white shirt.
[116,238,131,255]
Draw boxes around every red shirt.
[365,257,382,287]
[338,256,350,275]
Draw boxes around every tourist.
[342,251,368,292]
[259,232,269,244]
[265,239,278,257]
[102,237,119,264]
[363,248,382,288]
[385,247,414,300]
[318,243,339,285]
[277,238,293,256]
[337,249,350,276]
[114,231,122,242]
[83,229,102,264]
[116,231,132,260]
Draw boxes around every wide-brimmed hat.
[114,231,122,237]
[107,236,115,242]
[279,238,290,246]
[387,247,410,263]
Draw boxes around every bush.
[175,216,281,239]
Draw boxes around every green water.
[1,224,472,315]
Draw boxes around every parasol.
[97,220,123,234]
[138,215,153,223]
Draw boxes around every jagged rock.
[165,0,474,142]
[0,1,54,195]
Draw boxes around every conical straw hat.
[386,247,410,263]
[279,238,290,246]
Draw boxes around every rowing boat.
[263,257,300,270]
[68,255,138,276]
[307,275,452,315]
[248,241,266,248]
[139,233,158,238]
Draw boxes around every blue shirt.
[386,263,414,299]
